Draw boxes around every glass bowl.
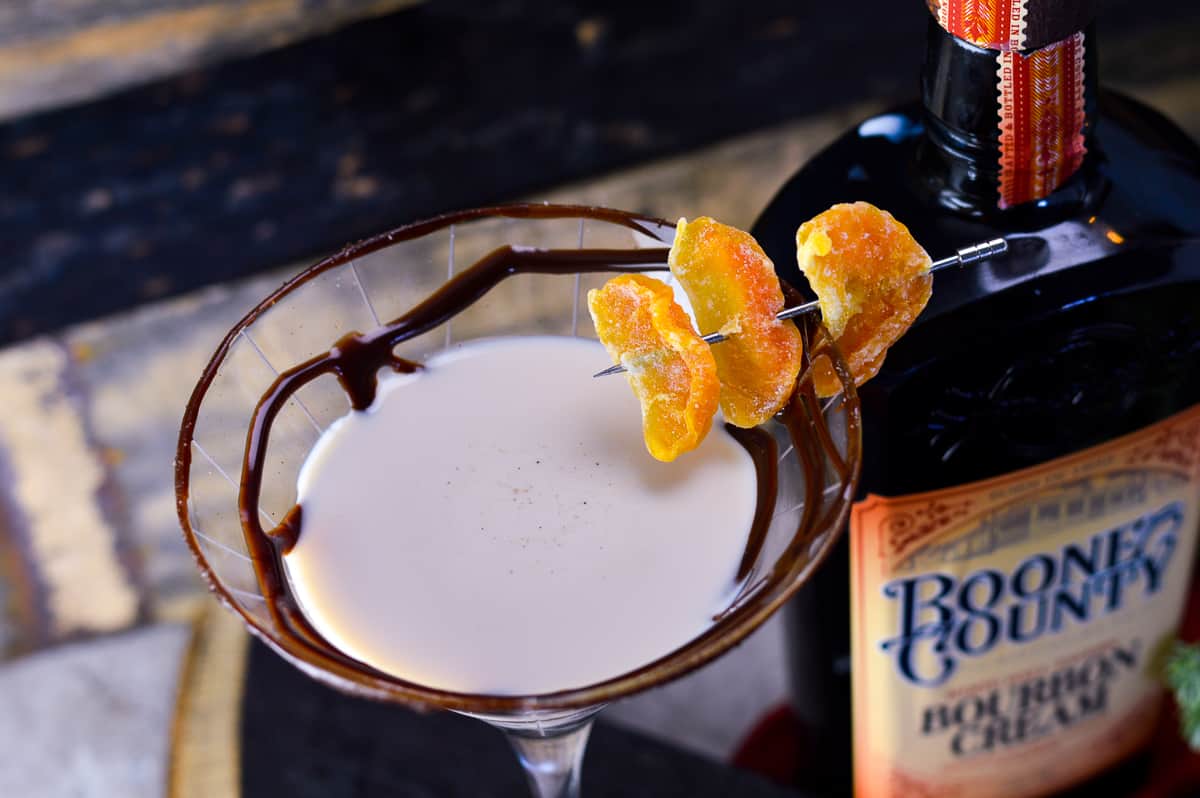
[175,204,862,796]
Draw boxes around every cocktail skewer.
[592,237,1008,378]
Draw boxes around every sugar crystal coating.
[668,217,805,427]
[796,202,932,397]
[588,274,720,461]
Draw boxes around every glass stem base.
[471,706,602,798]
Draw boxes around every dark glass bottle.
[752,17,1200,798]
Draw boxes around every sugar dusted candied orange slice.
[668,217,804,428]
[588,274,719,462]
[796,202,932,397]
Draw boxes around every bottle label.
[996,33,1088,209]
[850,404,1200,797]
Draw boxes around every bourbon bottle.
[752,2,1200,795]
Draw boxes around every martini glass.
[175,204,862,797]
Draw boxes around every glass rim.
[175,202,863,713]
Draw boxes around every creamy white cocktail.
[284,335,759,694]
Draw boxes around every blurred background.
[0,1,1198,796]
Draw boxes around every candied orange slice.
[796,202,933,397]
[668,217,804,428]
[588,274,719,462]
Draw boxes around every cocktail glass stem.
[508,721,592,797]
[475,706,602,798]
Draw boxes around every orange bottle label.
[851,404,1200,797]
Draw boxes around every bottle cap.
[925,0,1096,51]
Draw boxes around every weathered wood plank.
[0,1,1195,348]
[0,0,418,121]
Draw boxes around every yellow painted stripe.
[0,340,137,636]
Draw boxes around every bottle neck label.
[850,403,1200,796]
[997,33,1088,208]
[920,4,1095,211]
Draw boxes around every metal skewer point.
[592,238,1008,378]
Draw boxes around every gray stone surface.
[0,624,190,798]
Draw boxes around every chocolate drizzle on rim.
[175,204,862,712]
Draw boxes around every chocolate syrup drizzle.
[175,204,861,710]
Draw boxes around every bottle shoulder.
[754,92,1200,291]
[752,93,1200,494]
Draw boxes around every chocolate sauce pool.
[175,204,861,709]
